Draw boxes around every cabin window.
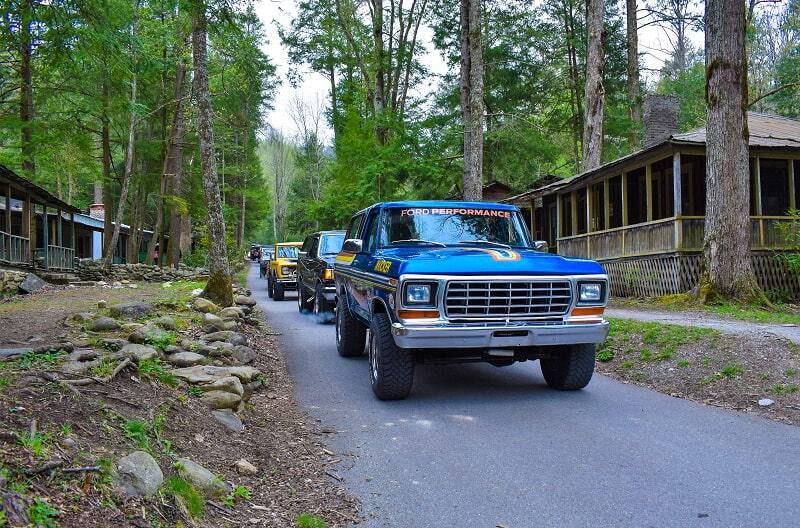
[560,194,573,236]
[626,167,647,225]
[576,189,588,234]
[760,159,789,216]
[608,175,623,228]
[651,157,674,220]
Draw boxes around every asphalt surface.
[248,264,800,528]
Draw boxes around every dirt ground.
[0,282,360,527]
[597,318,800,426]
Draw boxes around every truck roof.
[379,200,519,210]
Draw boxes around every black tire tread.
[540,344,595,390]
[370,312,414,400]
[336,294,366,357]
[273,280,285,301]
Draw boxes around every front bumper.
[275,277,297,288]
[390,320,609,349]
[323,284,336,302]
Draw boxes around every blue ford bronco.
[333,201,609,400]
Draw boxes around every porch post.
[645,163,653,221]
[788,159,795,211]
[4,183,10,234]
[42,205,49,270]
[673,152,682,249]
[556,193,562,238]
[71,212,76,256]
[603,178,610,230]
[570,191,578,236]
[26,197,34,263]
[57,208,63,246]
[529,198,536,237]
[754,157,764,247]
[621,172,628,256]
[585,187,591,257]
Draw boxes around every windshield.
[381,207,531,248]
[277,246,299,259]
[319,234,345,255]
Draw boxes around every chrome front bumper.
[323,284,336,302]
[390,320,609,349]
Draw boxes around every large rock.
[233,295,257,307]
[90,316,121,332]
[99,337,128,351]
[129,324,171,346]
[169,365,261,384]
[113,451,163,498]
[230,345,256,365]
[201,390,241,410]
[211,409,244,432]
[166,351,206,367]
[200,375,243,396]
[219,306,245,321]
[18,273,46,294]
[176,458,231,497]
[109,301,153,319]
[202,313,236,333]
[119,343,158,362]
[192,297,219,314]
[203,331,246,346]
[154,315,177,331]
[234,459,258,475]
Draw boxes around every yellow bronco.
[267,242,302,301]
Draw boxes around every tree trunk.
[626,0,640,151]
[700,0,761,302]
[167,56,188,267]
[460,0,483,201]
[19,0,35,178]
[104,71,137,265]
[101,81,114,257]
[193,2,233,306]
[582,0,605,172]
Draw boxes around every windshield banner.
[399,208,511,218]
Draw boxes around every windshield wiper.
[457,240,511,248]
[391,239,447,247]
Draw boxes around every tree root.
[61,357,134,386]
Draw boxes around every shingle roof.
[672,112,800,148]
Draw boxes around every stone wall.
[0,269,27,295]
[75,259,209,283]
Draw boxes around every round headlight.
[281,266,291,275]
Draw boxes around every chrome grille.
[444,280,572,319]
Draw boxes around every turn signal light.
[323,268,334,280]
[570,306,605,317]
[397,309,440,319]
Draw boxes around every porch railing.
[557,216,799,260]
[46,245,75,270]
[0,230,30,264]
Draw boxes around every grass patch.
[19,430,53,460]
[89,358,115,378]
[162,476,204,518]
[598,318,718,366]
[122,420,150,450]
[16,349,66,370]
[137,358,177,386]
[223,484,251,508]
[296,513,326,528]
[769,383,799,395]
[28,498,59,528]
[145,330,177,351]
[701,362,745,385]
[619,294,800,326]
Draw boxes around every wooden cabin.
[1,164,80,271]
[506,109,800,297]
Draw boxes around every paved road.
[248,265,800,528]
[607,307,800,344]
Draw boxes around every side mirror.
[533,240,548,251]
[342,238,363,254]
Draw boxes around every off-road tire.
[540,344,596,390]
[314,283,331,316]
[267,275,274,298]
[273,279,285,301]
[297,281,312,312]
[336,294,366,357]
[369,312,414,400]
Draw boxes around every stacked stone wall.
[75,259,209,283]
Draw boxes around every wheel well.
[371,298,389,315]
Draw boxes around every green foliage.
[123,420,150,450]
[769,383,799,395]
[596,348,614,362]
[145,331,177,350]
[90,359,116,378]
[223,485,251,508]
[16,350,66,370]
[701,363,745,384]
[19,430,52,460]
[28,498,59,528]
[162,477,204,518]
[137,358,177,386]
[295,513,327,528]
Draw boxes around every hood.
[372,246,604,276]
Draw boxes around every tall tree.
[582,0,605,171]
[460,0,483,200]
[626,0,640,150]
[701,0,761,301]
[192,0,233,306]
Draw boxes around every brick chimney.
[642,94,680,148]
[88,203,105,220]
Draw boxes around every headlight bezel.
[402,281,438,308]
[576,280,606,305]
[281,265,292,276]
